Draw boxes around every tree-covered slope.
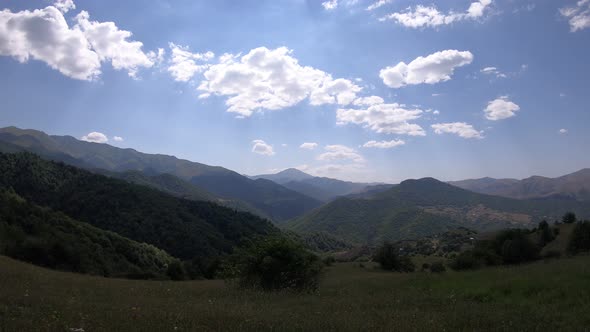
[0,127,321,221]
[0,153,277,263]
[0,190,176,278]
[286,178,590,245]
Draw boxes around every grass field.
[1,255,590,331]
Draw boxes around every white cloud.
[337,102,425,136]
[560,93,567,98]
[480,66,507,78]
[367,0,392,11]
[167,43,214,82]
[484,96,520,121]
[431,122,483,139]
[54,0,75,13]
[197,46,361,117]
[380,50,473,88]
[433,110,440,115]
[0,6,101,80]
[353,95,384,106]
[363,139,405,149]
[300,142,319,150]
[74,11,154,78]
[251,140,275,156]
[559,128,568,134]
[317,145,364,163]
[113,136,124,142]
[0,3,156,80]
[560,0,590,32]
[81,132,109,143]
[381,0,493,29]
[322,0,338,10]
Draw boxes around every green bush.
[372,242,415,272]
[224,236,323,292]
[429,261,446,273]
[567,221,590,255]
[492,230,540,264]
[562,212,577,224]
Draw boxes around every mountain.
[0,153,277,268]
[0,189,176,278]
[253,168,376,202]
[251,168,315,184]
[286,177,590,246]
[449,169,590,201]
[0,127,322,221]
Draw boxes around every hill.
[286,177,590,245]
[0,190,176,278]
[0,127,322,221]
[0,152,277,272]
[449,169,590,201]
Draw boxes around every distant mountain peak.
[277,168,313,177]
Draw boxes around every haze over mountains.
[2,125,590,249]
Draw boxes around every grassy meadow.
[1,255,590,331]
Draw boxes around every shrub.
[166,260,186,281]
[224,236,323,292]
[542,250,562,260]
[323,256,336,266]
[492,230,540,264]
[430,261,446,273]
[562,212,577,224]
[567,221,590,255]
[372,242,415,272]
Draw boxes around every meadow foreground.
[1,255,589,331]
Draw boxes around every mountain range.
[449,169,590,201]
[0,127,321,222]
[252,168,393,202]
[286,177,590,246]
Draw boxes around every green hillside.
[0,190,175,278]
[0,152,277,265]
[287,178,590,245]
[0,127,322,222]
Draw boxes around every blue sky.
[1,0,589,183]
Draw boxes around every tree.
[224,236,323,292]
[372,242,415,272]
[538,220,554,246]
[493,230,539,264]
[567,221,590,254]
[562,212,577,224]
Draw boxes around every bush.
[429,261,446,273]
[567,221,590,255]
[166,260,186,281]
[323,256,336,266]
[542,250,562,260]
[492,230,539,264]
[562,212,577,224]
[223,236,323,292]
[372,242,415,272]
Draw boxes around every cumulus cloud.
[363,139,405,148]
[81,132,109,143]
[300,142,319,150]
[559,128,568,134]
[381,0,493,29]
[353,96,384,106]
[0,6,101,80]
[167,43,214,82]
[54,0,75,13]
[367,0,392,11]
[113,136,124,142]
[251,140,275,156]
[560,0,590,32]
[197,47,362,117]
[317,145,364,163]
[0,2,155,80]
[74,11,154,78]
[480,66,507,78]
[432,122,483,139]
[322,0,338,10]
[484,97,520,121]
[380,50,473,88]
[337,102,425,136]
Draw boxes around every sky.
[0,0,589,183]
